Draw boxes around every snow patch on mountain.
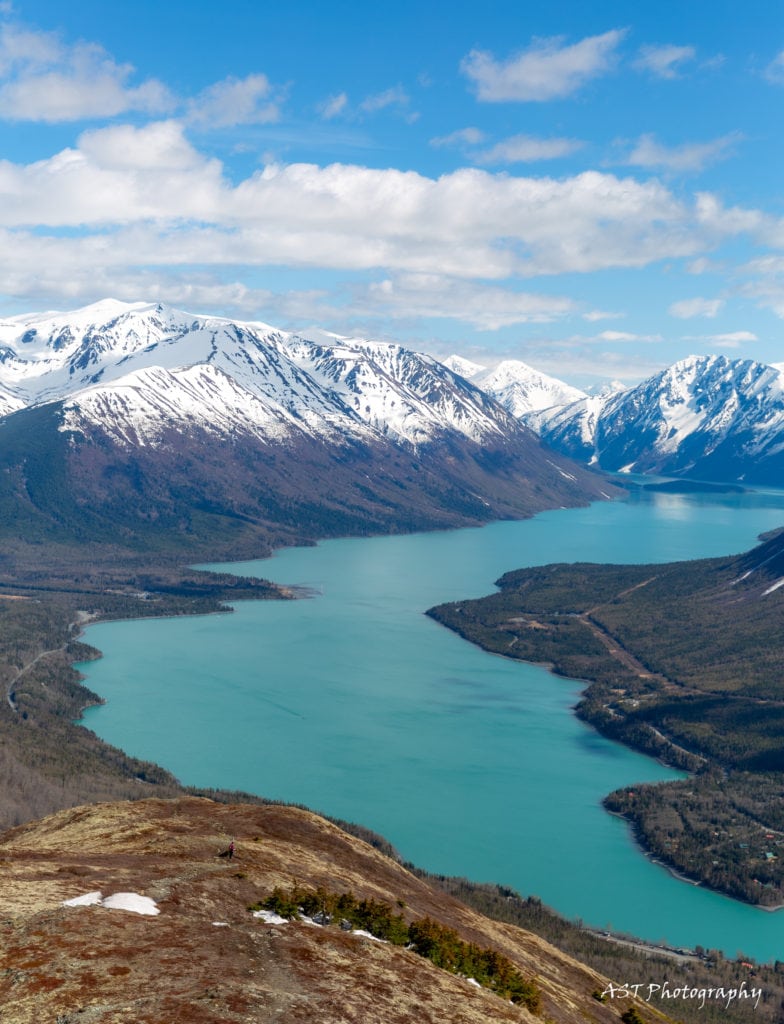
[442,355,487,380]
[443,355,585,418]
[2,300,515,451]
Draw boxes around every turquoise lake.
[79,484,784,962]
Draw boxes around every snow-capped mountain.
[531,354,784,484]
[443,356,586,418]
[0,301,505,447]
[0,301,611,555]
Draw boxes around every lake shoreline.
[76,491,784,962]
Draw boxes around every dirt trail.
[5,614,92,712]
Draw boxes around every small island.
[427,530,784,908]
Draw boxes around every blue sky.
[1,0,783,385]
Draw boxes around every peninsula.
[427,529,784,908]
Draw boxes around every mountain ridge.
[0,796,627,1024]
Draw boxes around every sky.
[0,0,782,387]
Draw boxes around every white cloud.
[475,134,583,164]
[0,121,224,225]
[430,126,485,148]
[694,192,766,240]
[738,255,784,317]
[764,50,784,84]
[597,330,663,343]
[686,257,718,275]
[461,29,626,102]
[712,333,756,347]
[669,297,724,318]
[626,133,740,173]
[634,44,696,79]
[359,85,410,114]
[1,136,719,277]
[359,273,576,329]
[187,74,282,128]
[77,120,208,171]
[0,23,172,121]
[583,309,624,322]
[0,23,62,72]
[319,91,348,119]
[0,130,774,326]
[688,331,757,348]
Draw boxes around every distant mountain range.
[452,352,784,486]
[0,301,611,556]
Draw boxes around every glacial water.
[79,484,784,962]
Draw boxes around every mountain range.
[456,352,784,486]
[5,297,778,559]
[0,301,611,557]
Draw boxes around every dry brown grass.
[0,797,655,1024]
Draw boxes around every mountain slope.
[530,355,784,484]
[0,301,614,556]
[0,797,626,1024]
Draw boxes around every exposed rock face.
[0,797,620,1024]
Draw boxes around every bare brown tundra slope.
[0,797,658,1024]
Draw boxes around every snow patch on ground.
[762,578,784,596]
[351,929,384,941]
[252,909,290,924]
[62,890,103,907]
[63,891,160,915]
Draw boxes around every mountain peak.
[533,352,784,484]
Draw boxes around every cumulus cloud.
[694,192,767,240]
[626,132,740,173]
[669,297,724,318]
[634,44,696,79]
[461,29,626,102]
[187,74,283,128]
[0,22,172,121]
[1,135,720,277]
[474,133,583,164]
[0,121,224,225]
[0,128,773,326]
